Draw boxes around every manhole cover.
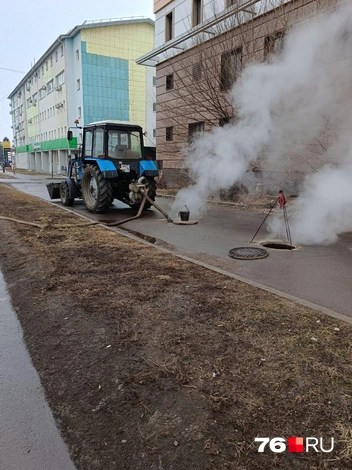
[228,247,268,260]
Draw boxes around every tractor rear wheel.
[81,165,113,213]
[60,180,74,206]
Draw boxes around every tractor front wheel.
[81,165,113,213]
[60,180,74,206]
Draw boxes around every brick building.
[137,0,347,191]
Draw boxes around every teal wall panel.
[81,41,129,124]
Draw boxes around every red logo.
[288,437,304,452]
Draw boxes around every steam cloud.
[172,3,352,244]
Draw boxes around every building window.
[153,103,156,112]
[47,80,54,93]
[220,48,242,91]
[46,61,48,71]
[76,49,80,60]
[77,79,81,90]
[153,129,156,138]
[192,0,203,27]
[188,122,204,142]
[56,71,65,86]
[166,73,174,90]
[192,62,202,81]
[39,88,46,99]
[42,65,44,75]
[153,76,156,86]
[61,45,64,57]
[55,51,58,62]
[166,126,173,141]
[264,31,285,60]
[165,11,173,41]
[50,56,53,66]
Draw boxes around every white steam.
[172,3,352,244]
[269,164,352,244]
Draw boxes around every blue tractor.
[47,121,158,213]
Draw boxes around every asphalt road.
[2,172,352,320]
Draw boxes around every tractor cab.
[82,121,144,161]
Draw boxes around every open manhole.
[229,247,268,260]
[260,240,297,250]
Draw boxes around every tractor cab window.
[93,129,104,158]
[108,130,142,160]
[84,130,93,157]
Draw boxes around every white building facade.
[8,18,156,174]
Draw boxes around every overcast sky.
[0,0,155,143]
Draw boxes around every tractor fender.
[63,177,80,199]
[85,158,118,178]
[139,160,159,177]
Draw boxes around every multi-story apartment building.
[8,18,156,174]
[137,0,343,189]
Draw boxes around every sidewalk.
[0,271,76,470]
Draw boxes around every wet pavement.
[0,271,76,470]
[2,171,352,319]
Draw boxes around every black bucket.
[46,182,61,199]
[178,205,190,222]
